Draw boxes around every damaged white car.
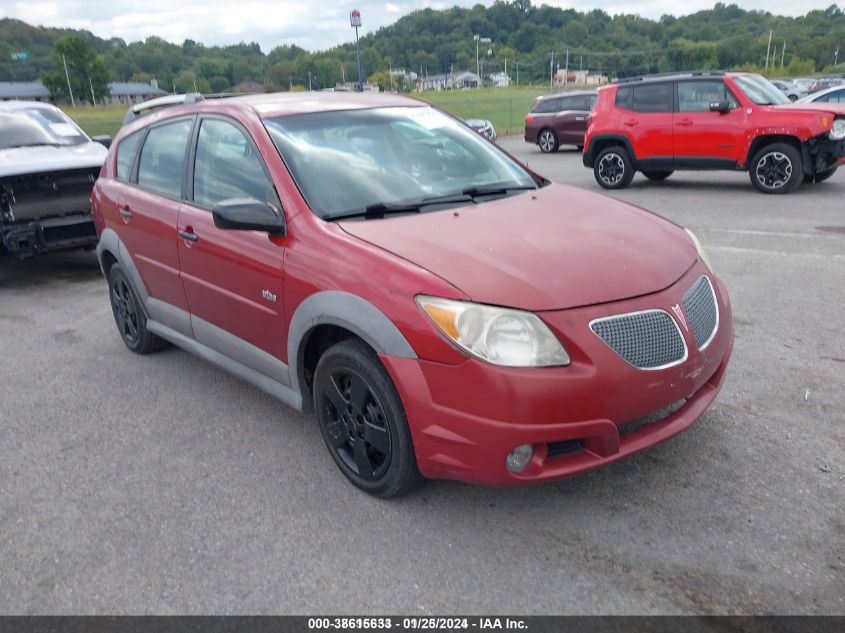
[0,101,108,258]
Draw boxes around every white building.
[490,72,510,88]
[418,71,480,91]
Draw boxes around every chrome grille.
[590,310,687,370]
[683,276,719,349]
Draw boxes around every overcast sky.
[2,1,841,52]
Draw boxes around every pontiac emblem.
[671,304,688,331]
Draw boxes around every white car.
[797,84,845,104]
[0,101,108,257]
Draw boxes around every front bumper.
[382,264,734,486]
[1,214,97,257]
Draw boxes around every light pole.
[474,35,490,88]
[351,9,363,92]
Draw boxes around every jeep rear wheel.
[594,146,634,190]
[750,143,803,194]
[313,339,423,498]
[537,129,559,153]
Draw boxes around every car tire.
[749,143,803,194]
[642,170,674,181]
[313,338,423,498]
[804,166,838,184]
[107,264,168,354]
[594,146,635,190]
[537,129,559,153]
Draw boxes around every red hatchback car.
[92,92,733,497]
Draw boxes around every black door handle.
[178,229,198,242]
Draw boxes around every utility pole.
[351,9,363,92]
[781,41,786,68]
[307,71,312,91]
[549,51,554,90]
[62,54,75,109]
[88,76,95,105]
[516,62,519,86]
[836,47,840,66]
[564,48,569,90]
[765,29,773,69]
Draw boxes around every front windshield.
[264,107,537,218]
[734,75,791,106]
[0,107,88,150]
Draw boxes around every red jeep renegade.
[92,92,733,497]
[583,72,845,193]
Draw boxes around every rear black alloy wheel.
[107,264,168,354]
[594,146,634,190]
[749,143,803,194]
[314,339,422,497]
[538,129,559,153]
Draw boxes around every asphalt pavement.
[1,138,842,614]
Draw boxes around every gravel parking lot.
[1,138,843,615]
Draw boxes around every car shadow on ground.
[0,249,102,289]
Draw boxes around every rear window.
[116,130,143,182]
[532,98,560,114]
[632,84,672,113]
[614,86,631,109]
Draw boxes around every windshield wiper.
[461,184,537,198]
[4,142,63,149]
[324,196,475,221]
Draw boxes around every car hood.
[339,183,697,311]
[0,142,107,178]
[775,102,845,116]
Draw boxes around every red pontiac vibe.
[91,92,733,497]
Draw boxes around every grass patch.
[419,86,547,135]
[68,105,127,137]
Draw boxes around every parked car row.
[527,71,845,195]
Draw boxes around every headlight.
[830,118,845,140]
[416,296,570,367]
[684,228,712,270]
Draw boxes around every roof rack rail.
[614,71,726,84]
[122,91,255,125]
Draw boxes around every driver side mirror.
[709,101,731,114]
[212,198,285,236]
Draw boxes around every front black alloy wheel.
[107,264,168,354]
[749,143,803,194]
[314,339,422,497]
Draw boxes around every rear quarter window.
[631,84,672,113]
[116,130,143,182]
[614,86,632,109]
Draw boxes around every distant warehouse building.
[0,80,167,105]
[104,81,166,105]
[0,81,53,102]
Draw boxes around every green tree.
[42,35,110,104]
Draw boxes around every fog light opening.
[505,444,534,473]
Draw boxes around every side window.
[193,118,280,211]
[533,98,560,114]
[615,86,632,109]
[678,81,738,112]
[137,119,193,199]
[561,96,589,111]
[116,130,143,182]
[632,84,672,113]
